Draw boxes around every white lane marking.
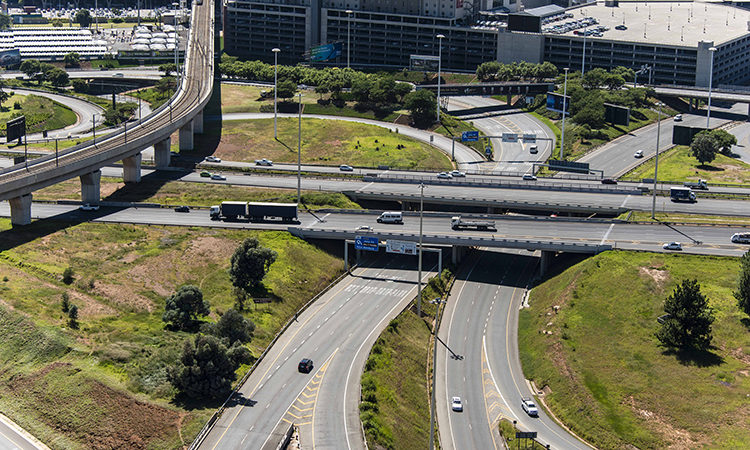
[620,195,631,208]
[600,223,615,245]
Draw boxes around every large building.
[223,0,750,86]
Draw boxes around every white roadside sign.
[386,239,417,255]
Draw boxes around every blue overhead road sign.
[462,131,479,142]
[355,235,379,251]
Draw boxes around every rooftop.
[544,1,750,47]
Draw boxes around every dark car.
[601,178,617,185]
[174,205,190,212]
[298,358,314,373]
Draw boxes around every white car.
[79,203,99,211]
[634,150,644,158]
[204,156,221,162]
[522,174,537,181]
[210,174,226,180]
[255,158,273,166]
[339,164,354,171]
[674,114,683,121]
[449,170,465,177]
[451,397,463,412]
[437,172,453,180]
[521,398,538,416]
[355,225,373,232]
[663,242,682,250]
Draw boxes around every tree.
[61,292,70,313]
[168,334,253,399]
[656,279,715,350]
[275,79,298,100]
[572,92,605,128]
[162,285,211,330]
[63,52,80,68]
[581,68,608,90]
[403,89,436,127]
[74,10,92,28]
[0,86,9,109]
[158,63,177,77]
[735,250,750,317]
[19,59,41,80]
[154,76,177,98]
[708,129,737,156]
[67,304,79,329]
[229,237,278,292]
[72,78,89,93]
[47,68,70,87]
[201,309,255,346]
[0,13,10,30]
[690,133,719,166]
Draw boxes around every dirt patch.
[183,236,235,263]
[639,266,670,291]
[6,362,183,450]
[623,396,708,450]
[91,281,153,313]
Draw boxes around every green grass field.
[519,251,750,450]
[0,94,77,136]
[622,146,750,185]
[187,118,452,170]
[0,219,345,449]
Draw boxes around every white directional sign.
[386,239,417,255]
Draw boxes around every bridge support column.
[9,194,32,226]
[154,138,171,169]
[80,170,101,205]
[402,202,410,211]
[689,98,693,112]
[179,120,194,151]
[123,153,142,183]
[194,110,204,134]
[506,94,512,105]
[747,103,750,121]
[452,245,464,265]
[540,250,555,277]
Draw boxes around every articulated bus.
[731,233,750,243]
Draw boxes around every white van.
[377,212,403,224]
[732,233,750,243]
[529,144,538,154]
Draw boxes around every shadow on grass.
[741,317,750,329]
[662,346,724,367]
[696,164,724,172]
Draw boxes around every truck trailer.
[451,216,496,231]
[670,187,697,203]
[210,202,298,222]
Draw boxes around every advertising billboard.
[604,103,630,126]
[310,42,343,62]
[6,116,25,142]
[546,92,571,114]
[386,240,417,255]
[410,55,440,72]
[0,49,20,67]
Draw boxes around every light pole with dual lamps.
[436,34,445,123]
[707,46,717,129]
[297,93,303,204]
[416,183,426,318]
[272,47,281,139]
[560,67,569,160]
[428,297,445,450]
[651,101,664,219]
[346,10,353,69]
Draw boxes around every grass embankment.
[623,211,750,226]
[361,270,452,450]
[0,94,77,137]
[0,219,345,449]
[520,251,750,450]
[33,176,361,209]
[621,146,750,185]
[187,118,452,171]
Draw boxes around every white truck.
[683,179,708,190]
[451,216,496,231]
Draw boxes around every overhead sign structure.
[386,240,417,255]
[462,131,479,142]
[522,134,537,142]
[502,133,518,142]
[310,42,343,62]
[515,431,538,439]
[355,235,379,252]
[546,92,571,114]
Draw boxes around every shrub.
[62,267,74,284]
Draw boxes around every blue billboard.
[546,92,571,115]
[310,42,343,62]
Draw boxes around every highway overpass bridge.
[417,82,553,104]
[0,0,214,225]
[652,85,750,118]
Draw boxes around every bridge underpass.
[0,0,215,225]
[289,227,611,276]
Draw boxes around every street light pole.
[272,48,281,140]
[560,68,569,160]
[651,102,663,219]
[707,46,717,129]
[297,93,302,204]
[428,297,445,450]
[417,183,426,318]
[92,114,97,143]
[436,34,445,124]
[582,26,587,77]
[346,10,353,69]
